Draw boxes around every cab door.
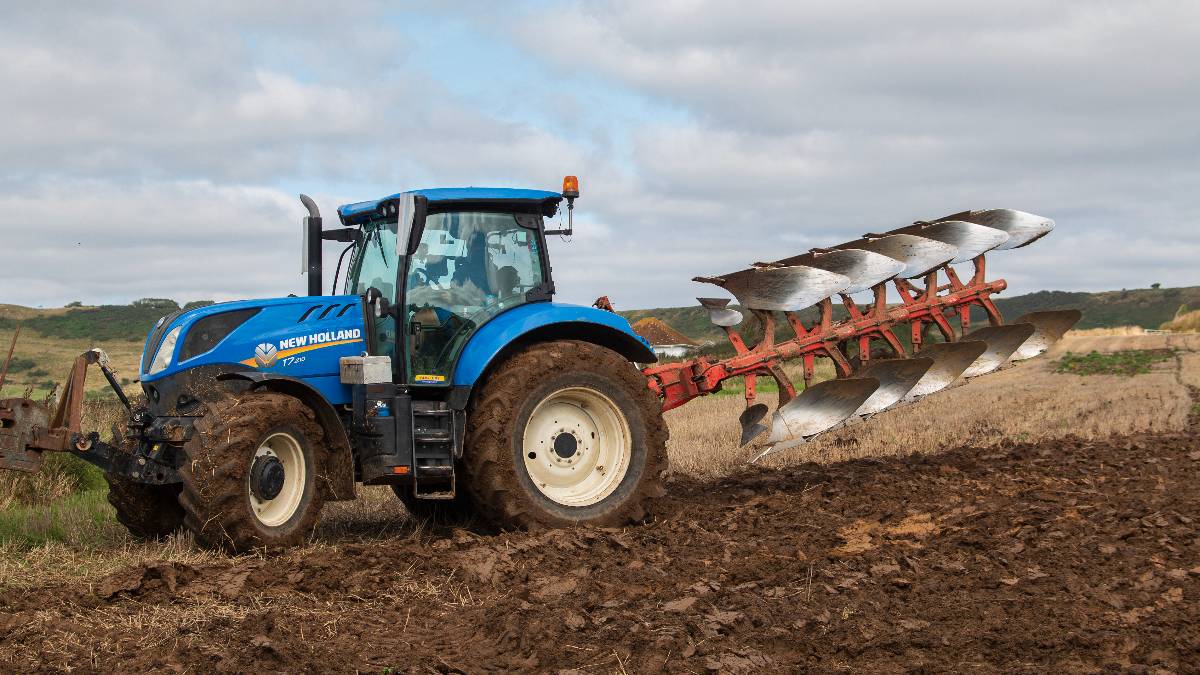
[403,210,546,385]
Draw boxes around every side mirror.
[365,287,391,318]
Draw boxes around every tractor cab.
[336,188,564,388]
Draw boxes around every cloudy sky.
[2,1,1197,309]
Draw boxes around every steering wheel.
[409,268,429,286]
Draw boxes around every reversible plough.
[637,208,1080,460]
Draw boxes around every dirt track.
[2,393,1198,673]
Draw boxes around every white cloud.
[0,178,312,306]
[504,1,1200,307]
[0,1,1197,313]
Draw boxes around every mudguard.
[452,302,656,387]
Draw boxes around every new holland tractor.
[0,176,1077,552]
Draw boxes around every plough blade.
[959,323,1037,378]
[853,357,934,416]
[755,377,880,460]
[953,209,1054,250]
[888,220,1011,263]
[772,249,906,295]
[697,297,744,327]
[905,341,989,399]
[738,403,770,447]
[694,265,850,312]
[1010,309,1082,360]
[834,234,958,279]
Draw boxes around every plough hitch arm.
[0,349,183,483]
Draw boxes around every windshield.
[344,193,415,297]
[347,218,397,297]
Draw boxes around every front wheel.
[179,391,326,552]
[106,477,184,540]
[462,340,668,529]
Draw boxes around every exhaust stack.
[301,194,323,297]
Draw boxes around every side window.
[405,211,544,384]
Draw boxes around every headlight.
[147,326,181,375]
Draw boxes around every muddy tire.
[105,477,184,540]
[179,391,326,552]
[390,482,475,522]
[461,340,668,529]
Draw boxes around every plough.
[640,208,1080,459]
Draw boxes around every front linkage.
[0,349,189,485]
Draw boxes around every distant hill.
[619,285,1200,344]
[0,299,214,343]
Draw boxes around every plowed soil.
[3,406,1199,672]
[631,317,697,346]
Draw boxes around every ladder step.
[415,430,452,443]
[414,490,456,500]
[414,408,451,417]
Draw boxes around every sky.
[1,1,1197,310]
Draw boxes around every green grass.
[0,489,117,549]
[1053,349,1175,376]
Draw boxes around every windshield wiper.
[373,229,389,268]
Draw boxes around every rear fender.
[450,303,657,408]
[217,372,356,501]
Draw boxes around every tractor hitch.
[0,348,186,484]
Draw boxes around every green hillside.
[975,287,1200,330]
[0,299,214,343]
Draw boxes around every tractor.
[0,176,1078,552]
[2,179,667,551]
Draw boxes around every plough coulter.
[641,209,1080,459]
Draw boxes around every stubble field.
[1,333,1198,672]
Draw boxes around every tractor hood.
[139,295,367,389]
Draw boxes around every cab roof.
[337,187,563,224]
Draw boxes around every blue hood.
[140,295,367,394]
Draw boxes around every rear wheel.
[179,391,326,552]
[462,340,668,529]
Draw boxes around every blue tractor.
[0,178,669,552]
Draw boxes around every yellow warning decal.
[414,374,446,383]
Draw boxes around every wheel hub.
[553,432,579,458]
[250,454,285,501]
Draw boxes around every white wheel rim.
[521,387,632,507]
[248,431,306,527]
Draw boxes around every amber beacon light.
[547,175,580,236]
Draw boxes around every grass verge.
[0,489,118,549]
[1053,349,1175,376]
